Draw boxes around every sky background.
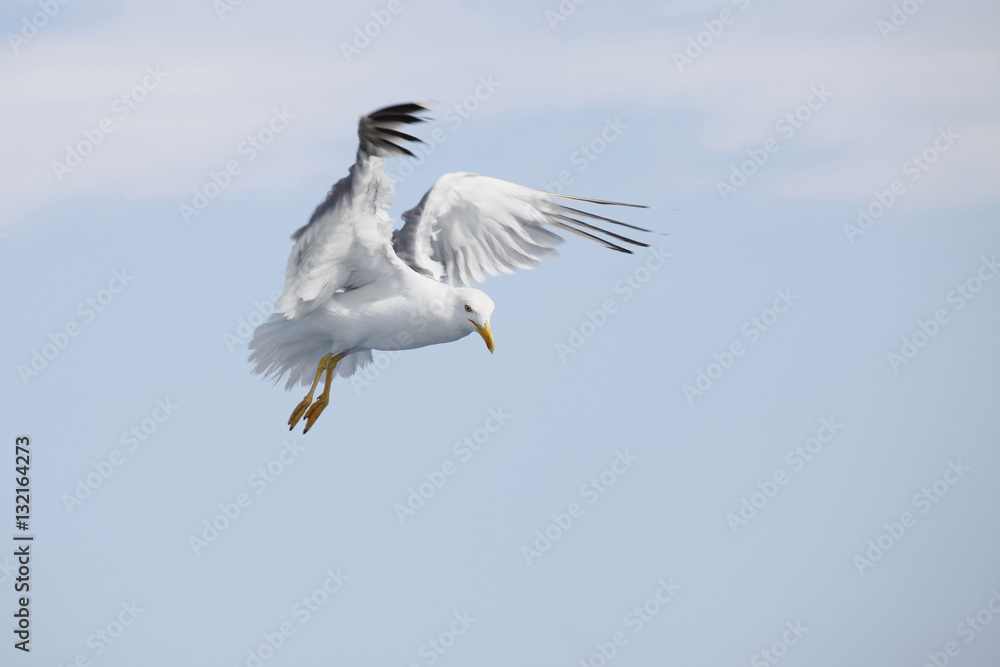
[2,0,1000,665]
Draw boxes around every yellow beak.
[471,320,495,354]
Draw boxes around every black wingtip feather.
[370,136,416,157]
[371,113,427,125]
[552,214,649,249]
[550,221,633,254]
[368,102,431,118]
[550,192,652,209]
[551,203,654,234]
[377,127,424,144]
[360,103,430,157]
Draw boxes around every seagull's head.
[454,287,496,354]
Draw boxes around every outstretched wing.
[277,103,430,318]
[392,172,653,286]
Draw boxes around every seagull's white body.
[249,141,497,389]
[249,103,652,429]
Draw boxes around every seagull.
[250,103,655,433]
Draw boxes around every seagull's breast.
[323,274,468,352]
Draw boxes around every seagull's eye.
[464,304,472,313]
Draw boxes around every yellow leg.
[303,352,346,433]
[288,353,332,431]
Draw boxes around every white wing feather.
[392,172,652,287]
[250,103,429,386]
[276,104,430,318]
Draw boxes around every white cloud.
[2,0,998,229]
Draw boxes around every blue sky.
[2,0,1000,665]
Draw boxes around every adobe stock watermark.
[179,107,294,223]
[8,0,72,53]
[51,66,167,182]
[406,611,477,667]
[55,600,145,663]
[672,0,754,74]
[545,0,588,31]
[352,293,462,394]
[231,567,349,667]
[877,0,933,41]
[385,75,501,185]
[61,398,179,513]
[188,438,306,556]
[349,335,411,395]
[725,417,844,534]
[578,578,681,667]
[17,268,134,386]
[555,247,670,362]
[541,117,627,195]
[853,459,970,576]
[340,0,412,62]
[843,126,959,244]
[751,621,809,667]
[520,449,638,566]
[393,407,510,524]
[682,288,798,404]
[224,289,281,353]
[213,0,251,21]
[716,85,833,201]
[887,254,998,373]
[0,556,17,586]
[920,587,1000,667]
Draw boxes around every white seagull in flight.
[250,103,655,432]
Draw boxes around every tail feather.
[249,313,371,389]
